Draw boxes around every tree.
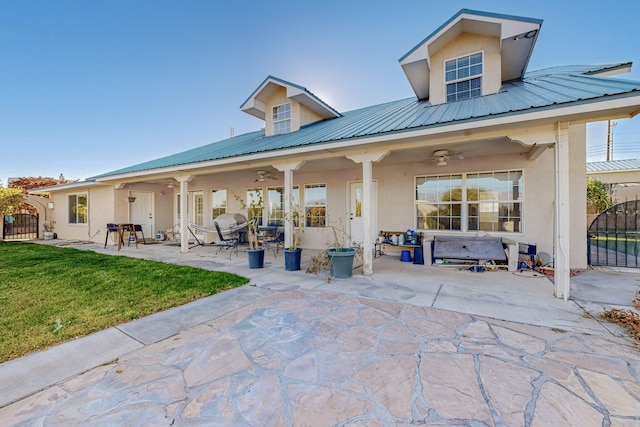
[587,177,612,214]
[0,187,24,215]
[9,176,70,194]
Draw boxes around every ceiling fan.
[255,170,278,182]
[432,149,464,166]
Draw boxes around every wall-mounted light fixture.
[47,202,55,209]
[127,196,136,203]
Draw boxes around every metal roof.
[92,63,640,180]
[587,159,640,173]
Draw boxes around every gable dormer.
[240,76,341,137]
[399,9,542,104]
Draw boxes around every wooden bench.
[375,231,423,258]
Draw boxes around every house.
[35,9,640,300]
[587,159,640,204]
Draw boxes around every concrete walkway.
[1,241,639,426]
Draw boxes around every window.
[416,170,523,233]
[176,191,204,226]
[68,193,87,224]
[211,189,227,219]
[267,186,300,226]
[445,52,482,102]
[466,171,523,232]
[304,184,326,227]
[416,175,463,231]
[272,103,291,135]
[246,188,264,226]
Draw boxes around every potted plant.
[283,202,304,271]
[234,191,265,269]
[306,219,363,281]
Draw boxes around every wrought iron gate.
[2,212,39,240]
[587,200,640,268]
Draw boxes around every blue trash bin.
[400,250,412,262]
[413,247,424,265]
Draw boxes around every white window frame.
[415,169,523,233]
[67,193,88,225]
[445,51,483,102]
[272,102,291,135]
[304,183,326,228]
[246,188,264,226]
[211,189,227,220]
[267,186,300,226]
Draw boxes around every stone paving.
[3,287,640,426]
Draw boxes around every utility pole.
[606,120,617,161]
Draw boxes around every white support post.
[175,174,194,254]
[554,122,571,300]
[361,159,373,275]
[346,150,389,276]
[273,161,305,250]
[283,168,294,249]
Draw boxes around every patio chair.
[213,221,240,258]
[261,226,284,257]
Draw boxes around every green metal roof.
[587,159,640,173]
[92,63,640,180]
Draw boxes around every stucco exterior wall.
[263,87,325,136]
[49,185,114,242]
[429,33,501,105]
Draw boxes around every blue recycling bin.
[413,247,424,265]
[400,250,412,262]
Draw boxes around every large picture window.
[68,193,87,224]
[267,186,300,226]
[445,52,482,102]
[416,170,523,233]
[304,184,326,228]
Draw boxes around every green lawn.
[0,241,248,363]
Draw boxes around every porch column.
[175,174,194,253]
[554,123,571,300]
[346,150,389,276]
[274,161,305,249]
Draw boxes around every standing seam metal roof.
[91,64,640,179]
[587,159,640,173]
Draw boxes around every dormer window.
[445,52,483,102]
[272,102,291,135]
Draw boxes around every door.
[349,181,377,245]
[177,191,204,237]
[129,191,154,240]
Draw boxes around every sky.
[2,0,640,185]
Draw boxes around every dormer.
[240,76,341,137]
[399,9,542,105]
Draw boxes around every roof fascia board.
[97,93,640,183]
[585,62,633,77]
[240,75,340,120]
[30,180,100,193]
[399,9,542,63]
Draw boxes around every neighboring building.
[587,159,640,204]
[35,9,640,299]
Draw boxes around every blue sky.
[2,0,640,184]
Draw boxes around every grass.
[0,241,249,363]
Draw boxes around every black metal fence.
[587,200,640,268]
[2,212,39,240]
